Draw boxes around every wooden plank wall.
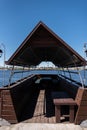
[0,75,37,124]
[1,89,17,124]
[0,89,2,118]
[75,88,87,124]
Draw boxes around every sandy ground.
[0,123,87,130]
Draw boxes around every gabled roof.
[6,21,86,67]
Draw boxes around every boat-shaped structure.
[0,21,87,124]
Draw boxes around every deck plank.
[23,90,56,123]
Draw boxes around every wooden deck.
[23,90,56,123]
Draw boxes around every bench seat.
[53,98,77,123]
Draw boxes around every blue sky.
[0,0,87,66]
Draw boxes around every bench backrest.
[75,87,87,124]
[75,87,84,106]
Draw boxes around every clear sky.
[0,0,87,66]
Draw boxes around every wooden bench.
[53,87,87,124]
[53,98,76,123]
[52,91,76,123]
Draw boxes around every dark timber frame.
[6,21,86,67]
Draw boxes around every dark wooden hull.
[0,74,87,124]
